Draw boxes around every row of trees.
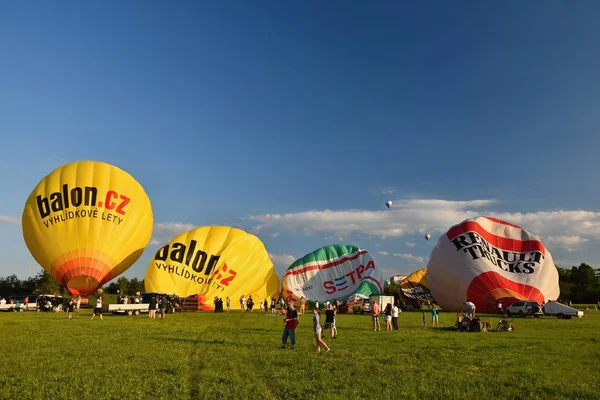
[1,263,599,302]
[556,263,600,303]
[0,271,145,298]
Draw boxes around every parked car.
[506,300,542,317]
[352,299,371,314]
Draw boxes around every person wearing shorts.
[313,308,330,353]
[300,296,306,315]
[371,301,380,331]
[431,304,439,327]
[324,304,337,338]
[67,299,76,320]
[91,296,103,320]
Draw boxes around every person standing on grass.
[281,302,298,349]
[148,295,157,319]
[431,305,439,328]
[159,295,167,319]
[67,299,76,320]
[91,296,103,320]
[313,307,330,353]
[371,301,381,331]
[422,311,427,327]
[300,296,306,315]
[496,301,503,316]
[383,303,393,331]
[226,297,231,312]
[391,301,400,331]
[324,304,338,339]
[263,299,268,313]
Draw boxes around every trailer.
[107,303,151,316]
[542,302,583,319]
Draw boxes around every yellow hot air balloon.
[145,226,280,310]
[22,161,153,296]
[400,268,432,301]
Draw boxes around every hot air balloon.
[426,216,559,313]
[144,226,279,310]
[400,268,432,301]
[22,160,153,296]
[385,201,392,208]
[281,245,382,302]
[425,234,431,241]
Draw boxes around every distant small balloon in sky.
[385,201,392,208]
[425,234,431,241]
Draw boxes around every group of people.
[371,301,401,331]
[281,301,339,353]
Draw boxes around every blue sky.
[1,1,600,283]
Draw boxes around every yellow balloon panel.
[145,226,280,310]
[22,161,153,295]
[400,267,432,301]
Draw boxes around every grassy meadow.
[0,306,598,400]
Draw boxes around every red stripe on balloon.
[446,220,546,254]
[283,251,369,279]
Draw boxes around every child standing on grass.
[313,308,330,353]
[422,311,426,327]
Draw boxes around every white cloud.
[406,241,416,248]
[392,253,426,264]
[377,251,390,256]
[543,236,589,252]
[247,199,600,247]
[381,187,395,195]
[270,232,280,238]
[268,253,296,270]
[247,198,496,238]
[0,215,20,225]
[149,238,162,246]
[152,222,196,237]
[374,244,381,247]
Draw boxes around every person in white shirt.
[391,302,401,330]
[0,297,6,305]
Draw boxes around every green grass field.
[1,307,598,400]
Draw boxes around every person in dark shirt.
[67,299,76,320]
[324,304,338,338]
[281,302,298,349]
[149,295,157,319]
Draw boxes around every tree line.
[555,263,600,304]
[0,271,144,298]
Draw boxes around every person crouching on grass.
[313,307,330,353]
[281,302,298,349]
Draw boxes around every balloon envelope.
[400,268,432,301]
[281,245,382,302]
[425,234,431,241]
[427,216,559,312]
[22,160,153,296]
[385,201,392,208]
[144,226,279,310]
